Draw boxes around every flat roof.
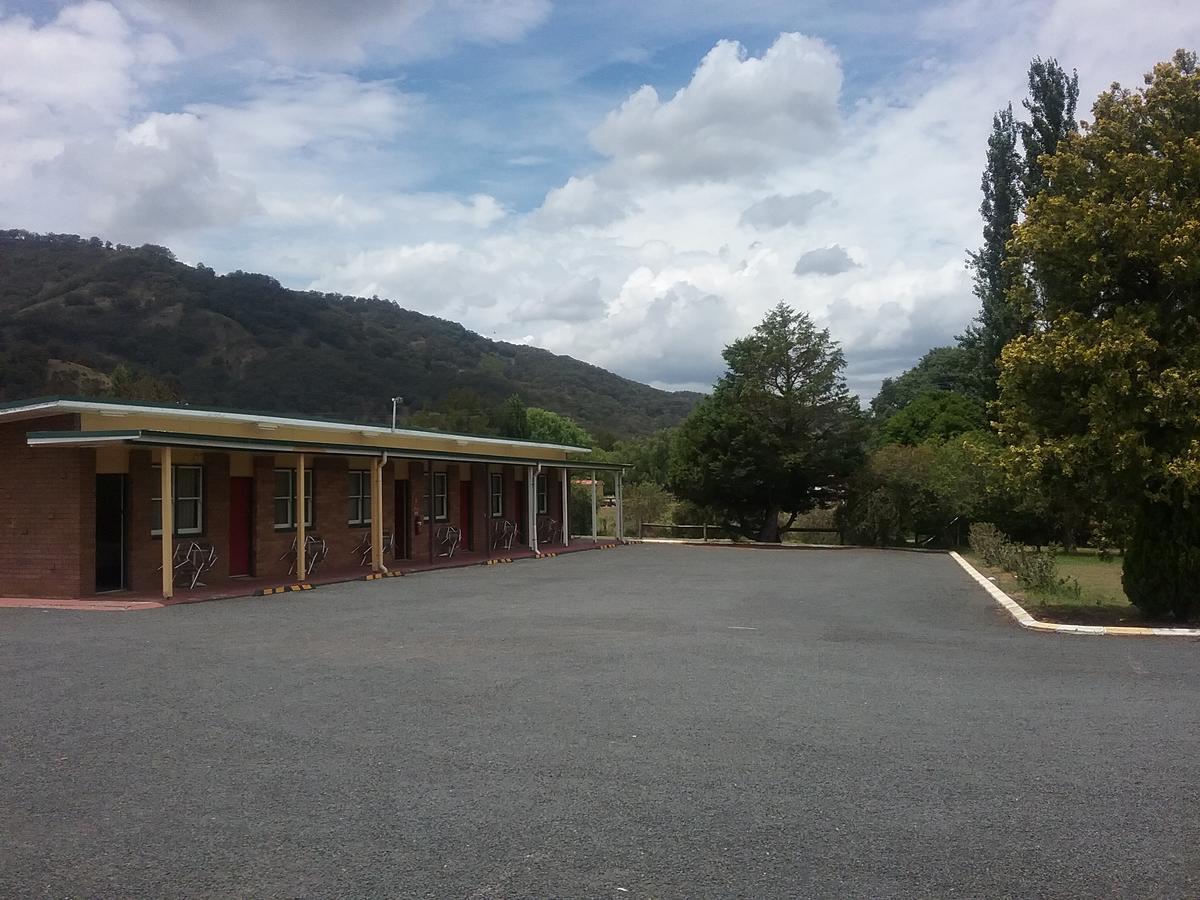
[25,429,629,471]
[0,396,592,455]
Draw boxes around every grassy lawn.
[963,551,1148,626]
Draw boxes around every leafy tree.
[622,482,672,536]
[997,50,1200,616]
[610,429,675,488]
[1019,57,1080,199]
[671,303,866,542]
[840,444,945,547]
[493,394,530,439]
[526,407,593,447]
[871,346,983,421]
[878,390,986,446]
[410,389,495,434]
[106,364,179,402]
[961,104,1024,382]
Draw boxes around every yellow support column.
[371,457,385,572]
[296,454,307,579]
[160,447,174,600]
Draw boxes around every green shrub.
[1015,548,1059,591]
[1122,500,1200,621]
[968,522,1005,566]
[970,522,1060,591]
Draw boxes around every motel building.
[0,397,628,603]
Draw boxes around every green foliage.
[841,444,946,546]
[968,522,1060,591]
[493,394,530,439]
[671,303,866,542]
[0,230,699,437]
[525,407,593,447]
[105,363,179,403]
[622,482,672,535]
[878,390,986,446]
[671,498,716,526]
[408,388,494,435]
[1019,57,1080,199]
[610,429,674,488]
[961,104,1024,380]
[957,56,1078,397]
[569,484,595,537]
[1122,500,1200,621]
[870,347,984,421]
[998,51,1200,566]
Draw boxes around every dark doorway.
[394,480,410,560]
[229,477,254,576]
[459,481,474,551]
[515,479,527,547]
[95,474,127,592]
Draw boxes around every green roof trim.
[1,395,592,452]
[25,429,629,471]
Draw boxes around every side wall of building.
[0,417,94,598]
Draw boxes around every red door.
[229,477,253,576]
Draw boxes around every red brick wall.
[127,450,232,590]
[471,463,489,553]
[246,456,399,576]
[253,456,293,578]
[0,416,93,598]
[314,457,356,571]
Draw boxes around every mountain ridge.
[0,230,701,438]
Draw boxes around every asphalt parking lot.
[2,545,1199,898]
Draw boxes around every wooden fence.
[638,522,843,544]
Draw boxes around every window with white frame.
[347,470,371,525]
[151,464,204,535]
[432,472,448,521]
[274,469,313,529]
[489,472,503,517]
[536,473,548,514]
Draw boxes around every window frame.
[151,464,204,537]
[489,472,504,517]
[432,472,449,521]
[273,468,313,531]
[536,473,548,515]
[347,469,372,526]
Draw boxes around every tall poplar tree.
[961,104,1023,381]
[1019,57,1080,199]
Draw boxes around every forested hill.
[0,231,700,437]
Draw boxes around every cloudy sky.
[2,0,1196,395]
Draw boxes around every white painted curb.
[949,551,1200,638]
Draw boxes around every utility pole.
[391,396,402,432]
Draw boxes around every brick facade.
[0,417,93,598]
[0,411,583,599]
